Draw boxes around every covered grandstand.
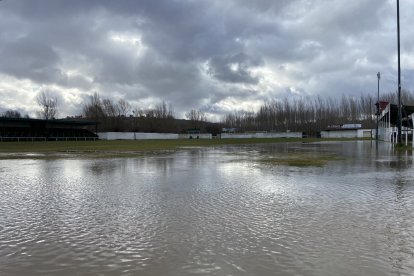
[377,101,414,144]
[0,117,98,142]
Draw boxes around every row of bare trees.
[5,89,414,135]
[222,91,414,135]
[1,91,208,132]
[81,93,214,132]
[82,93,180,132]
[1,110,23,118]
[82,93,130,119]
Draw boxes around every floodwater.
[1,141,414,276]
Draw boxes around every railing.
[0,137,98,142]
[379,127,413,145]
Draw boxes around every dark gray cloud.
[0,0,413,119]
[207,53,263,84]
[0,36,60,82]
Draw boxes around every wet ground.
[1,141,414,275]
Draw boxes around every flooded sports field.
[1,141,414,275]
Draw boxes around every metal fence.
[0,137,99,142]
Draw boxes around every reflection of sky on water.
[1,141,414,275]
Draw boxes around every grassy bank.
[258,153,345,167]
[0,138,371,158]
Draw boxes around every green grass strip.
[0,137,371,158]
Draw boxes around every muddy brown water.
[1,141,414,275]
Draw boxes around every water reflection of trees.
[88,159,120,175]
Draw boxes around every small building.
[321,124,372,139]
[180,128,211,139]
[179,133,212,139]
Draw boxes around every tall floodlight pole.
[397,0,402,144]
[376,72,380,141]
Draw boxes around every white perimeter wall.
[98,132,179,140]
[221,132,302,139]
[178,134,212,139]
[98,132,303,140]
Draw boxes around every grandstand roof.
[0,117,97,128]
[378,103,414,127]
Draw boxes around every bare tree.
[132,108,146,118]
[154,101,174,119]
[186,109,206,122]
[3,109,22,118]
[185,109,206,129]
[117,99,131,117]
[102,98,118,117]
[36,91,58,120]
[83,92,105,119]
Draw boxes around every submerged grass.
[0,138,366,159]
[258,153,344,167]
[394,143,413,153]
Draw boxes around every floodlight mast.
[376,72,380,141]
[397,0,402,144]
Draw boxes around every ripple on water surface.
[1,142,414,275]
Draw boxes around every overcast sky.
[0,0,413,120]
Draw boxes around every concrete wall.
[98,132,179,140]
[221,132,302,139]
[98,131,303,140]
[320,129,372,138]
[178,133,212,139]
[320,130,356,138]
[357,129,373,138]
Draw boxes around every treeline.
[81,93,218,133]
[1,110,25,118]
[81,90,412,135]
[3,90,414,134]
[222,90,414,135]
